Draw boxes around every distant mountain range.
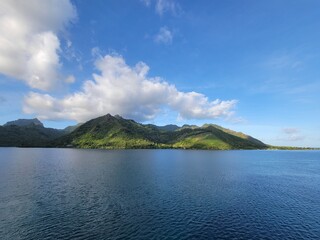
[0,114,268,149]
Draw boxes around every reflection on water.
[0,148,320,239]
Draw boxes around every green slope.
[52,114,267,150]
[52,114,160,148]
[0,124,64,147]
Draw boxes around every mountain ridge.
[1,114,317,149]
[4,118,43,127]
[0,123,64,147]
[50,114,267,150]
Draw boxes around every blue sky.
[0,0,319,147]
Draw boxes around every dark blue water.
[0,148,319,239]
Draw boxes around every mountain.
[4,118,43,127]
[155,124,180,132]
[0,114,268,149]
[63,123,83,134]
[51,114,164,148]
[51,114,267,150]
[0,119,65,147]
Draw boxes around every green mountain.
[4,118,43,127]
[63,123,83,134]
[155,124,180,131]
[52,114,267,150]
[0,121,64,147]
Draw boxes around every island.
[0,114,316,150]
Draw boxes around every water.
[0,148,319,239]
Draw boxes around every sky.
[0,0,319,147]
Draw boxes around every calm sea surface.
[0,148,319,239]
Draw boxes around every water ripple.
[0,149,320,239]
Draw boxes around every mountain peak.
[51,114,267,150]
[0,114,267,149]
[3,118,44,127]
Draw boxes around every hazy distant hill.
[51,114,267,150]
[0,122,63,147]
[4,118,43,127]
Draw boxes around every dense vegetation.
[51,114,267,150]
[0,119,64,147]
[4,114,315,150]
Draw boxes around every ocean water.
[0,148,319,239]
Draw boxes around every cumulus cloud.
[154,27,173,44]
[24,55,237,122]
[0,0,76,90]
[281,128,305,141]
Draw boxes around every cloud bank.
[0,0,76,90]
[24,55,237,122]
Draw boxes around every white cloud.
[140,0,151,7]
[141,0,181,16]
[65,75,75,84]
[24,55,237,122]
[91,47,102,57]
[67,40,72,48]
[0,0,76,90]
[266,54,303,70]
[155,0,180,16]
[63,39,82,63]
[281,128,305,141]
[154,26,173,44]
